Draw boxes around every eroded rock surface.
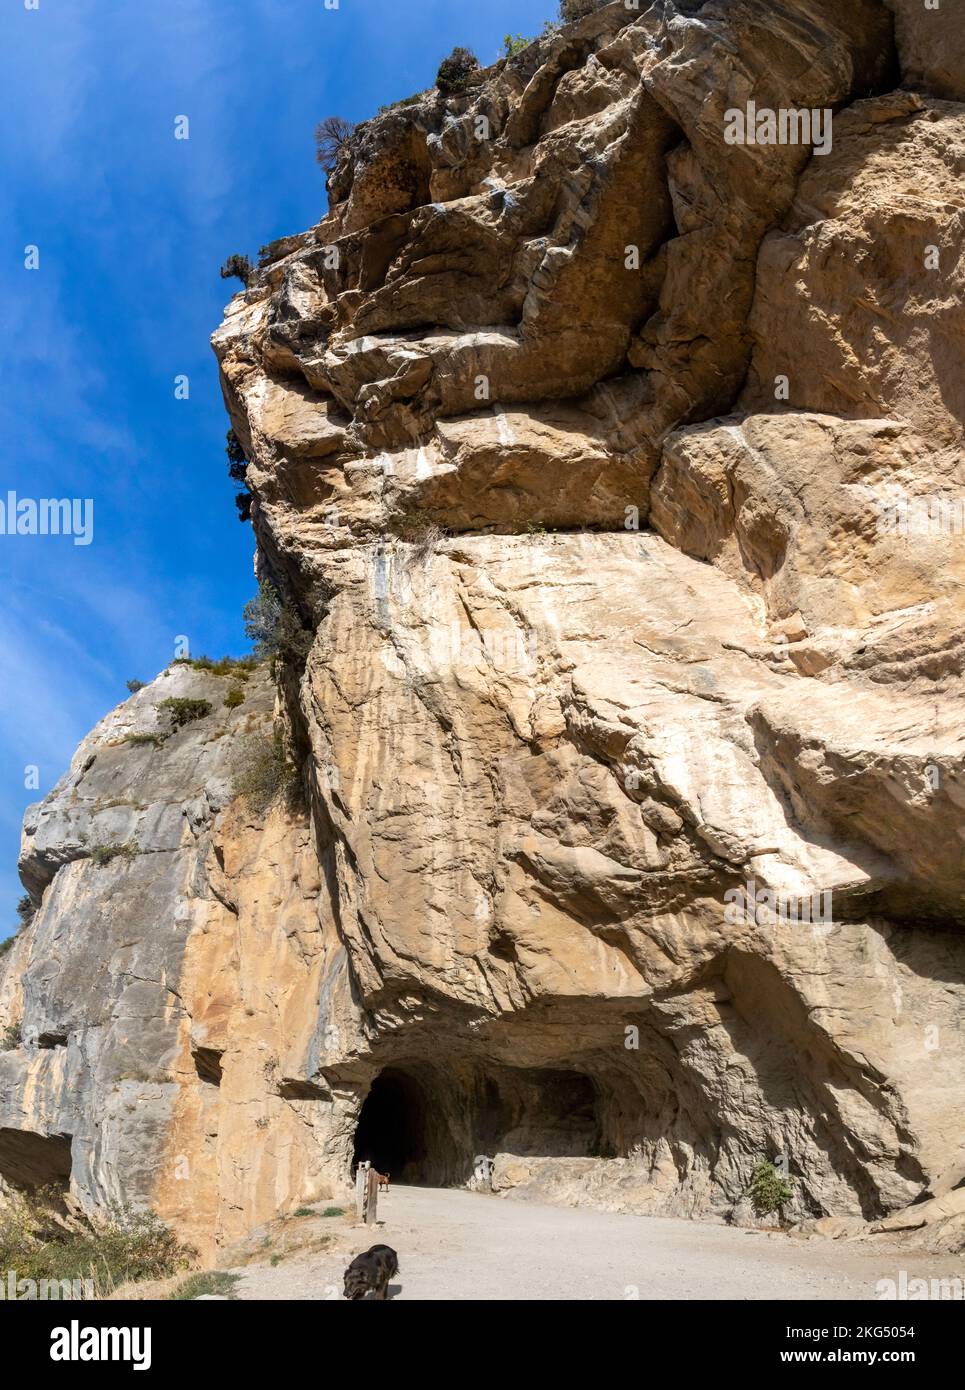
[3,0,964,1253]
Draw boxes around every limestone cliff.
[2,0,964,1256]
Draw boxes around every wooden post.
[355,1161,370,1223]
[365,1164,379,1224]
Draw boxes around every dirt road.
[230,1185,959,1301]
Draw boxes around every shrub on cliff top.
[175,654,257,679]
[315,116,355,174]
[559,0,599,21]
[377,93,425,115]
[502,33,531,58]
[435,47,480,95]
[219,253,253,287]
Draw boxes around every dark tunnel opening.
[352,1067,431,1183]
[351,1062,606,1188]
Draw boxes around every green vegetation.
[243,581,313,667]
[173,654,258,679]
[0,1188,194,1297]
[502,33,531,57]
[155,697,213,730]
[225,430,252,523]
[232,730,302,816]
[749,1161,794,1219]
[224,686,246,710]
[225,429,247,483]
[435,46,480,95]
[219,253,253,287]
[321,1207,345,1218]
[123,732,168,749]
[292,1207,315,1219]
[126,679,145,694]
[1,1024,21,1050]
[168,1270,240,1301]
[377,93,424,114]
[90,841,139,868]
[1,899,34,963]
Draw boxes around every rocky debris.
[2,0,964,1253]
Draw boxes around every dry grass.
[0,1187,194,1298]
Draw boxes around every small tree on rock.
[315,116,355,174]
[243,581,313,665]
[749,1161,794,1222]
[436,47,480,95]
[559,0,599,21]
[220,254,253,287]
[226,429,248,484]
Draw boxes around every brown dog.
[343,1244,399,1300]
[377,1171,390,1193]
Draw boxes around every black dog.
[343,1244,399,1300]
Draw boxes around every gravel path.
[230,1185,958,1301]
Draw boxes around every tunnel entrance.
[351,1061,606,1188]
[352,1067,431,1183]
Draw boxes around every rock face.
[3,0,964,1253]
[0,667,355,1256]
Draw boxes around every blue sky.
[0,0,558,935]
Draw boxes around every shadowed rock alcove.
[350,1061,605,1185]
[0,1127,72,1192]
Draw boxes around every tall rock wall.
[2,0,964,1253]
